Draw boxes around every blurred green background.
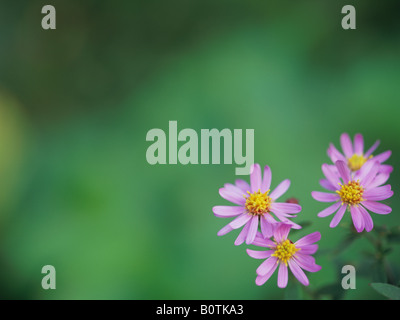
[0,0,399,299]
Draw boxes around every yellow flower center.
[336,180,364,206]
[347,154,372,171]
[244,189,271,216]
[271,239,299,266]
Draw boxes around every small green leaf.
[370,283,400,300]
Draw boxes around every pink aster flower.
[247,223,321,288]
[321,133,392,191]
[213,163,301,245]
[312,160,394,232]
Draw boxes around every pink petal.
[213,206,245,218]
[368,173,390,189]
[330,204,347,228]
[340,133,354,158]
[247,249,273,259]
[311,191,340,202]
[270,207,297,219]
[335,160,351,183]
[360,161,380,187]
[362,201,392,215]
[256,257,278,276]
[255,261,278,286]
[217,224,234,236]
[279,218,302,230]
[260,165,272,193]
[252,234,275,248]
[350,206,364,232]
[358,205,373,232]
[250,163,262,193]
[219,188,246,205]
[299,244,318,255]
[288,259,309,286]
[364,140,380,158]
[322,163,341,187]
[294,254,321,272]
[270,202,302,214]
[367,190,394,201]
[327,143,346,163]
[295,232,321,247]
[246,216,259,244]
[273,223,292,242]
[224,183,246,196]
[356,160,376,183]
[317,202,341,218]
[379,164,393,174]
[373,150,392,163]
[319,179,337,191]
[270,179,291,200]
[235,179,250,193]
[277,263,288,288]
[260,215,276,238]
[354,133,364,155]
[363,185,393,201]
[229,213,252,229]
[234,222,251,246]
